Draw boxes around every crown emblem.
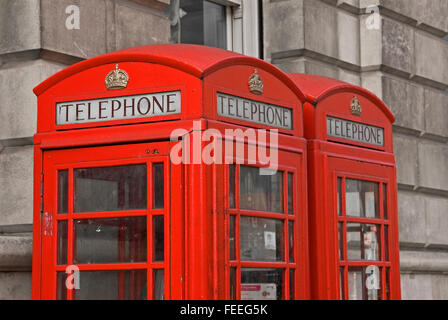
[350,95,362,116]
[248,69,264,95]
[105,64,129,90]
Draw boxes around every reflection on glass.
[153,163,164,209]
[348,266,381,300]
[289,269,295,300]
[229,215,236,260]
[57,220,68,265]
[383,183,388,219]
[230,267,236,300]
[74,217,147,264]
[180,0,227,49]
[241,268,283,300]
[57,272,67,300]
[288,221,294,262]
[347,223,380,261]
[229,165,235,208]
[240,217,283,261]
[153,269,164,300]
[74,164,147,213]
[337,177,342,216]
[58,170,68,214]
[240,166,283,213]
[74,270,147,300]
[153,215,164,262]
[288,173,294,215]
[345,179,379,218]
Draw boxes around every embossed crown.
[350,95,362,116]
[105,64,129,90]
[248,69,264,95]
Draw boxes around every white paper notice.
[264,231,276,250]
[241,284,277,300]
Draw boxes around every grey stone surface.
[0,146,33,226]
[337,10,360,66]
[400,273,433,300]
[0,0,40,55]
[393,134,418,187]
[0,60,65,141]
[262,0,304,60]
[382,76,425,132]
[397,191,426,246]
[115,1,170,51]
[415,31,448,86]
[381,18,414,75]
[400,250,448,273]
[0,272,31,300]
[425,197,448,247]
[360,14,382,68]
[423,88,448,138]
[418,141,448,192]
[0,236,32,271]
[431,275,448,300]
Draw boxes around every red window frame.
[40,142,178,300]
[335,172,392,300]
[224,158,301,300]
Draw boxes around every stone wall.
[0,0,170,299]
[263,0,448,299]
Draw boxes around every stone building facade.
[0,0,447,299]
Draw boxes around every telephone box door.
[327,157,399,300]
[40,141,183,300]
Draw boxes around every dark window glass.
[339,267,345,300]
[74,217,147,264]
[229,215,236,260]
[337,177,342,216]
[74,270,147,300]
[153,269,164,300]
[288,173,294,215]
[74,164,147,213]
[229,165,235,208]
[153,163,164,209]
[240,166,283,213]
[230,267,236,300]
[383,183,388,219]
[338,222,344,260]
[240,217,283,262]
[289,269,295,300]
[58,170,69,214]
[153,215,164,262]
[288,221,294,262]
[180,0,227,49]
[241,268,283,300]
[345,179,379,218]
[384,225,389,261]
[57,272,67,300]
[57,220,68,265]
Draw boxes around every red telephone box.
[32,44,309,300]
[288,73,401,300]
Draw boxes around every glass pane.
[347,223,380,261]
[58,170,68,214]
[383,183,388,219]
[348,266,381,300]
[385,268,390,300]
[338,222,343,260]
[337,177,342,216]
[74,164,147,213]
[153,269,164,300]
[229,215,236,260]
[230,267,236,300]
[57,272,67,300]
[288,173,294,215]
[180,0,227,49]
[153,163,164,209]
[240,217,284,261]
[339,267,345,300]
[289,269,295,300]
[74,217,147,264]
[345,179,379,218]
[57,220,68,265]
[240,166,283,213]
[241,268,283,300]
[74,270,147,300]
[229,165,235,208]
[384,225,389,261]
[153,215,164,262]
[288,221,294,263]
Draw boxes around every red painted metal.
[33,44,308,300]
[289,73,401,300]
